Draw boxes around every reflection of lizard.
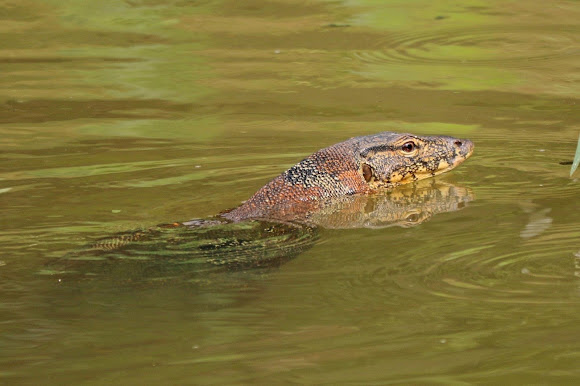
[304,180,474,229]
[223,132,473,222]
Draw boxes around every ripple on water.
[352,25,579,68]
[424,207,578,302]
[418,245,577,304]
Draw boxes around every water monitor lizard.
[46,132,473,282]
[223,131,473,222]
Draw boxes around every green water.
[1,0,580,383]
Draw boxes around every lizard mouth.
[413,138,474,181]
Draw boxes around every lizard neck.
[223,142,368,221]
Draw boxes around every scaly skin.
[223,132,474,222]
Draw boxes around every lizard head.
[358,133,474,189]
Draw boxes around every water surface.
[1,0,580,383]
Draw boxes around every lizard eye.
[406,213,420,222]
[401,141,416,153]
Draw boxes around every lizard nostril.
[454,140,462,147]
